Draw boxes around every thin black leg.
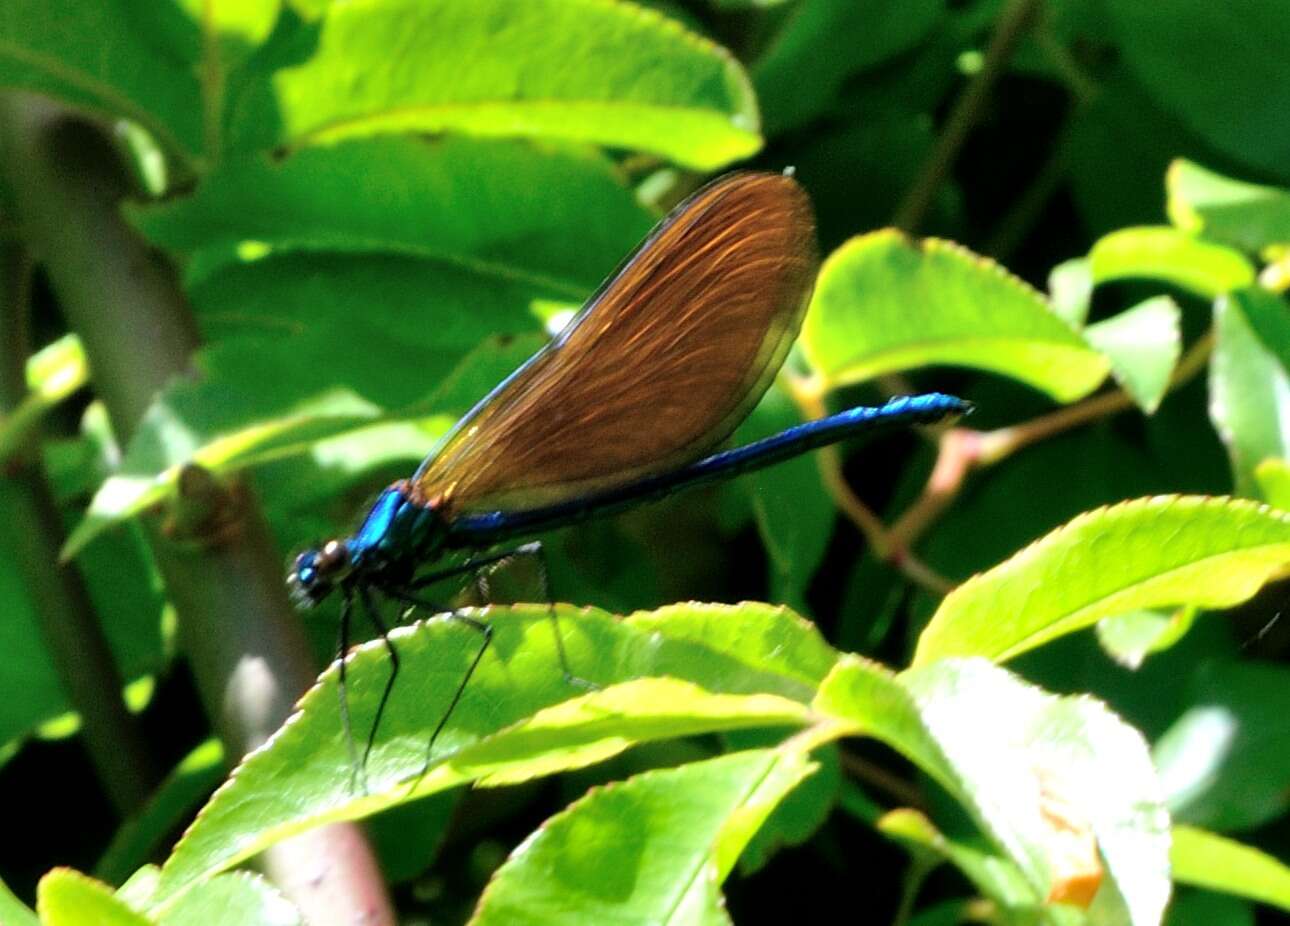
[359,585,400,781]
[411,542,581,683]
[335,589,363,794]
[518,541,596,692]
[385,588,493,781]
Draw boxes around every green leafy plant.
[1,2,1288,925]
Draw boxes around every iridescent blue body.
[290,392,970,604]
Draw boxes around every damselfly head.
[288,539,351,608]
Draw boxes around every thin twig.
[839,747,927,811]
[977,330,1214,465]
[893,0,1043,233]
[786,375,955,594]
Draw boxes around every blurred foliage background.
[1,1,1289,924]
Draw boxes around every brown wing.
[412,172,818,515]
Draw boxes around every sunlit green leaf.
[1171,825,1290,914]
[64,385,382,559]
[877,809,1048,912]
[1210,288,1290,497]
[723,731,839,874]
[0,874,37,926]
[1254,458,1290,509]
[1089,226,1255,299]
[1167,159,1290,254]
[802,231,1108,401]
[157,872,300,926]
[1083,296,1181,413]
[916,496,1290,665]
[230,0,760,169]
[471,750,813,925]
[817,657,1170,924]
[1095,608,1196,670]
[155,604,826,904]
[1048,258,1094,328]
[37,869,151,926]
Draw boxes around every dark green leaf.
[1104,0,1290,178]
[1153,662,1290,832]
[752,0,943,135]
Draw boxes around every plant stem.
[893,0,1042,233]
[892,858,934,926]
[0,93,393,922]
[0,243,159,814]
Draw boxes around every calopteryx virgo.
[287,171,970,782]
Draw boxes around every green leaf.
[1048,258,1094,328]
[752,0,943,135]
[915,496,1290,665]
[0,333,89,464]
[1167,891,1255,926]
[817,657,1170,924]
[157,872,300,926]
[1153,662,1290,832]
[96,740,227,886]
[156,604,826,905]
[1210,288,1290,497]
[877,809,1050,912]
[230,0,760,169]
[802,231,1109,401]
[1095,608,1196,670]
[0,0,204,167]
[471,749,813,925]
[128,136,653,296]
[366,789,460,884]
[0,490,165,746]
[1083,296,1181,413]
[624,601,839,696]
[1088,226,1255,299]
[1171,825,1290,913]
[36,869,151,926]
[1104,1,1290,178]
[144,1,282,70]
[1167,159,1290,255]
[0,874,37,926]
[1254,458,1290,509]
[63,383,382,559]
[722,732,839,874]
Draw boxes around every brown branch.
[787,375,955,594]
[0,94,393,921]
